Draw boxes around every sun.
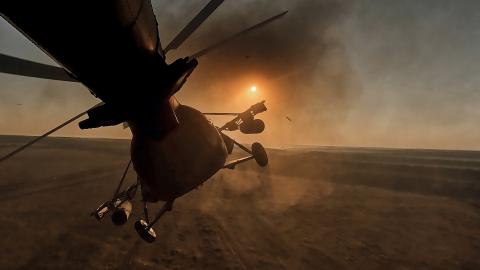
[250,85,257,93]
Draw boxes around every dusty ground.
[0,135,479,270]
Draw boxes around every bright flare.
[250,85,257,93]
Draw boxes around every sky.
[1,0,480,150]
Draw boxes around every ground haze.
[0,136,479,269]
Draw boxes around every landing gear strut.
[135,200,174,243]
[222,133,269,169]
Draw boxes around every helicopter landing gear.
[252,142,268,167]
[134,220,156,243]
[221,133,269,169]
[135,200,174,243]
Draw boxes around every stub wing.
[204,101,267,134]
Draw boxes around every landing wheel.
[135,220,156,243]
[252,142,268,167]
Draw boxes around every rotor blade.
[190,10,288,59]
[0,53,77,82]
[0,102,103,164]
[164,0,224,54]
[203,112,240,116]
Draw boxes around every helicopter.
[0,0,286,242]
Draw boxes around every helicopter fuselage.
[129,104,228,202]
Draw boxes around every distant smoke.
[154,0,356,146]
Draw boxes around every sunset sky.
[1,0,479,149]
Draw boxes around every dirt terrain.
[0,135,479,270]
